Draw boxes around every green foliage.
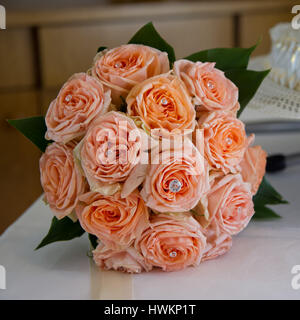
[36,216,85,250]
[225,69,270,117]
[128,22,175,67]
[253,177,288,219]
[7,116,50,152]
[184,45,257,71]
[88,234,98,249]
[97,46,107,53]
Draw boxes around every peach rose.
[93,242,151,273]
[135,213,206,272]
[45,73,111,143]
[127,73,196,138]
[174,60,238,113]
[40,142,87,219]
[199,112,248,174]
[76,190,149,249]
[92,44,169,105]
[141,137,209,212]
[240,143,267,195]
[206,174,254,235]
[202,218,232,262]
[76,111,146,195]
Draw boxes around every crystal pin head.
[207,81,215,89]
[65,94,72,102]
[114,62,122,68]
[169,251,177,258]
[226,138,232,145]
[169,179,182,193]
[161,98,168,105]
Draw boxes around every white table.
[1,107,300,300]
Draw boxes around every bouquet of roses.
[9,23,287,273]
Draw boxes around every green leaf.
[128,22,175,67]
[7,116,50,152]
[97,46,107,53]
[225,69,270,117]
[253,177,288,207]
[88,234,98,249]
[119,96,127,113]
[35,216,85,250]
[184,45,257,71]
[253,205,281,219]
[252,177,288,220]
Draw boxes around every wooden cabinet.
[240,12,292,56]
[39,16,233,88]
[0,28,36,88]
[0,91,42,234]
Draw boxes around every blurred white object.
[248,55,300,119]
[269,23,300,91]
[246,22,300,120]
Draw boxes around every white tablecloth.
[1,107,300,300]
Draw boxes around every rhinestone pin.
[114,62,122,68]
[169,251,177,258]
[207,81,215,89]
[161,98,168,105]
[65,94,72,102]
[169,179,182,193]
[226,138,232,145]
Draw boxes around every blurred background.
[0,0,296,234]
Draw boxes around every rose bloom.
[240,143,267,194]
[91,44,169,105]
[174,60,238,113]
[135,213,206,272]
[199,112,248,174]
[78,111,144,194]
[40,142,87,219]
[93,242,151,273]
[127,73,196,138]
[206,173,254,235]
[202,218,232,262]
[76,190,149,249]
[45,73,111,143]
[141,137,209,213]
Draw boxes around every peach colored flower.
[206,174,254,235]
[76,190,149,249]
[40,142,87,219]
[174,60,238,113]
[240,143,267,195]
[202,218,232,261]
[45,73,111,143]
[199,112,248,174]
[77,111,146,194]
[92,44,169,105]
[141,137,209,212]
[127,73,196,138]
[93,242,151,273]
[135,213,206,272]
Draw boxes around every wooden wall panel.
[0,28,36,88]
[0,91,42,235]
[40,89,58,116]
[39,16,233,88]
[240,12,292,56]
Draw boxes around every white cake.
[269,23,300,91]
